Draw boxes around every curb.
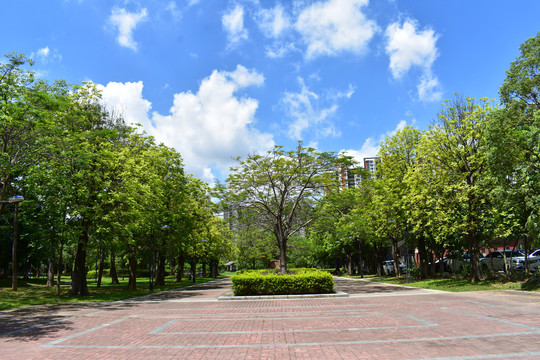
[218,291,349,301]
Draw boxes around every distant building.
[363,157,379,175]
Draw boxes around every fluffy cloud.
[417,72,442,102]
[341,120,407,164]
[256,4,291,38]
[99,66,273,183]
[31,46,62,64]
[295,0,377,59]
[97,81,152,130]
[385,19,442,102]
[282,78,353,140]
[109,7,148,51]
[222,5,248,48]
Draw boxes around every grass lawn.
[0,274,222,311]
[355,275,529,292]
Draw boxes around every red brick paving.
[1,278,539,359]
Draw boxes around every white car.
[446,252,481,273]
[382,260,406,276]
[528,249,540,272]
[480,250,540,272]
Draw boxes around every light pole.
[1,196,25,291]
[150,229,155,291]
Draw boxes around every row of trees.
[0,53,232,294]
[223,33,540,282]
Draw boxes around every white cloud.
[222,5,248,48]
[341,138,379,165]
[265,42,296,58]
[417,72,442,102]
[165,1,182,21]
[282,78,352,140]
[385,19,442,102]
[385,19,442,101]
[341,120,407,164]
[109,7,148,51]
[97,81,152,130]
[99,66,274,183]
[37,47,50,58]
[295,0,377,60]
[31,46,62,64]
[385,19,438,79]
[256,4,291,38]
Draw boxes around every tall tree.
[489,32,540,254]
[421,96,495,281]
[227,142,351,273]
[377,126,421,276]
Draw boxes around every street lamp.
[1,196,25,291]
[149,224,170,291]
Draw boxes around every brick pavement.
[1,277,539,359]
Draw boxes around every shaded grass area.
[0,275,221,311]
[356,275,525,292]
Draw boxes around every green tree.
[420,96,495,281]
[227,142,351,273]
[377,126,421,277]
[489,32,540,255]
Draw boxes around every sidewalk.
[1,277,539,359]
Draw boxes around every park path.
[1,277,539,359]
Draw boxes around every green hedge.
[231,268,334,296]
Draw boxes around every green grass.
[356,275,524,292]
[0,275,222,311]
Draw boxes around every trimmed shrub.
[231,268,334,296]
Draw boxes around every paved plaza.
[1,277,539,359]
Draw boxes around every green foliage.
[226,142,354,273]
[231,268,334,296]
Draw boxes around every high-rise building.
[363,157,379,176]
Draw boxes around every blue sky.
[2,0,539,183]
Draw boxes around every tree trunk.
[110,252,119,285]
[96,252,104,288]
[175,253,184,282]
[190,259,196,284]
[56,242,63,295]
[392,237,401,277]
[47,256,54,288]
[417,235,428,279]
[202,261,207,278]
[155,248,166,287]
[278,234,288,274]
[357,239,364,278]
[69,222,90,296]
[127,251,137,290]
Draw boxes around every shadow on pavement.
[333,277,418,295]
[0,302,136,341]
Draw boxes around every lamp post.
[150,229,155,291]
[1,196,25,291]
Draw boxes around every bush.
[231,268,334,296]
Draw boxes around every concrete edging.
[218,291,349,301]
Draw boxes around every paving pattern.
[1,277,539,359]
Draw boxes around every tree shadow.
[333,277,418,294]
[0,301,136,341]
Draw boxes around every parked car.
[382,260,406,276]
[480,250,540,272]
[527,249,540,272]
[446,252,481,273]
